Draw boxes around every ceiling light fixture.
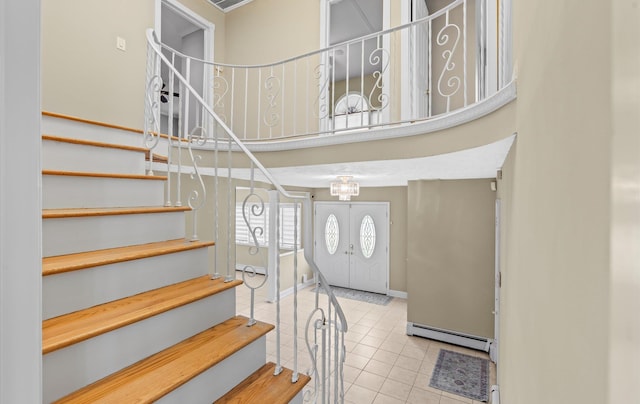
[330,176,359,201]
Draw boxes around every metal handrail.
[146,28,348,332]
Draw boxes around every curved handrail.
[156,0,462,69]
[146,28,348,332]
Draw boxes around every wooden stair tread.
[43,206,190,219]
[53,316,273,403]
[215,362,311,404]
[43,134,148,153]
[43,276,243,354]
[43,239,215,276]
[43,169,166,181]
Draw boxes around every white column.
[0,0,43,402]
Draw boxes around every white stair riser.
[43,212,185,257]
[42,175,165,209]
[43,115,170,156]
[43,289,236,403]
[158,338,266,404]
[43,247,210,320]
[290,390,304,404]
[43,175,165,209]
[43,139,146,175]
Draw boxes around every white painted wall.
[0,0,43,402]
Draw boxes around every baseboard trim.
[388,289,407,299]
[406,322,490,352]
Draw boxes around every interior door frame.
[313,201,390,295]
[155,0,215,128]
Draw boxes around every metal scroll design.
[313,63,331,119]
[143,73,162,153]
[186,127,207,241]
[302,308,346,404]
[240,192,269,322]
[436,20,462,105]
[368,46,390,112]
[212,71,228,124]
[303,308,325,403]
[263,75,281,128]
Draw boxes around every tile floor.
[236,275,495,404]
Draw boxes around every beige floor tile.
[400,344,427,360]
[372,393,405,404]
[408,387,441,404]
[345,353,371,370]
[367,327,392,339]
[379,340,405,354]
[363,359,393,377]
[372,349,399,365]
[441,391,473,403]
[352,343,378,358]
[343,364,362,383]
[360,335,385,348]
[440,395,472,404]
[394,355,422,372]
[387,365,418,385]
[345,384,377,404]
[353,371,386,392]
[378,378,413,401]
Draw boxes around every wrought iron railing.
[145,29,348,403]
[152,0,507,142]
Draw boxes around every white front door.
[314,202,389,294]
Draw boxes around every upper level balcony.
[155,0,515,152]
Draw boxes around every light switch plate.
[116,37,126,51]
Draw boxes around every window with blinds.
[235,202,301,249]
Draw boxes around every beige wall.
[312,186,408,293]
[224,0,320,64]
[407,179,495,338]
[42,0,154,128]
[497,1,612,403]
[41,0,223,128]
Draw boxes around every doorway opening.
[154,0,215,135]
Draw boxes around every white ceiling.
[228,135,515,188]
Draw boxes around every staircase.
[41,112,309,403]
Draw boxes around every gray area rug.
[429,349,489,402]
[311,286,393,306]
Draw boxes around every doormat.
[429,349,489,402]
[311,286,393,306]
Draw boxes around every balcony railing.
[154,0,511,143]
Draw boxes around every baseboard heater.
[406,322,491,352]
